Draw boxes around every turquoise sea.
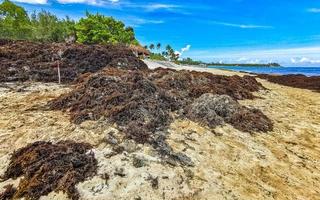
[208,66,320,76]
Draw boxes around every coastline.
[208,65,320,77]
[144,60,320,92]
[144,59,249,76]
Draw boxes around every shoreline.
[144,60,320,92]
[208,65,320,77]
[143,59,249,76]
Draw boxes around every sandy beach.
[144,59,248,76]
[0,60,319,200]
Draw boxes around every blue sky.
[9,0,320,66]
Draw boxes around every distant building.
[129,45,150,58]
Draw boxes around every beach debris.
[187,94,273,132]
[121,140,138,153]
[257,74,320,92]
[49,68,194,165]
[146,175,159,189]
[105,133,119,146]
[101,173,110,185]
[49,68,267,132]
[49,67,272,166]
[1,141,97,200]
[132,156,147,168]
[0,184,16,200]
[153,68,264,100]
[114,168,126,177]
[228,107,273,132]
[49,68,179,142]
[0,40,147,83]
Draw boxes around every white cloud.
[308,8,320,13]
[175,44,191,56]
[57,0,96,5]
[131,18,164,25]
[12,0,47,4]
[143,3,179,12]
[237,57,248,62]
[247,59,261,64]
[54,0,181,12]
[122,16,164,27]
[209,21,273,29]
[232,57,262,64]
[291,57,320,64]
[57,0,117,6]
[181,44,191,52]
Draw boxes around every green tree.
[30,10,75,42]
[0,1,139,45]
[156,43,161,50]
[0,0,31,39]
[0,1,75,42]
[75,12,138,45]
[149,43,155,50]
[165,45,178,61]
[161,51,168,57]
[178,57,203,65]
[165,45,172,53]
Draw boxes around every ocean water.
[208,66,320,76]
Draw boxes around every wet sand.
[0,63,319,199]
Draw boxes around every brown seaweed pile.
[49,68,181,144]
[187,94,273,132]
[0,141,97,200]
[49,68,272,143]
[152,68,263,100]
[0,40,147,83]
[0,185,16,200]
[257,74,320,92]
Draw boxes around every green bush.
[150,53,166,61]
[0,0,31,40]
[75,12,138,45]
[30,11,75,42]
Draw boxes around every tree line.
[0,0,139,45]
[145,43,179,62]
[0,0,203,65]
[145,43,203,65]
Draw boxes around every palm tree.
[156,43,161,50]
[149,44,155,50]
[165,45,172,52]
[165,45,176,61]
